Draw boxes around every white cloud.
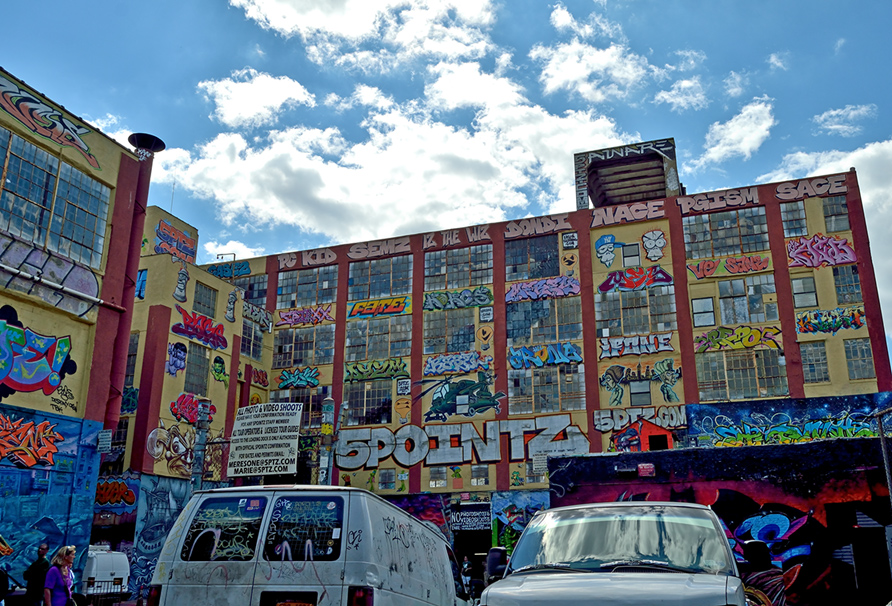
[325,85,395,112]
[834,38,846,54]
[530,40,651,103]
[767,52,789,71]
[425,61,524,110]
[723,71,747,97]
[197,68,315,129]
[812,104,878,137]
[672,50,706,71]
[686,96,776,171]
[653,77,709,113]
[202,240,266,261]
[230,0,495,70]
[549,3,623,39]
[757,139,892,329]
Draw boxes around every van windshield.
[181,496,267,561]
[508,505,734,576]
[263,496,345,561]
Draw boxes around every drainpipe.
[104,133,165,431]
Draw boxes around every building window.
[277,266,338,309]
[378,469,396,490]
[695,349,788,401]
[471,465,489,486]
[823,195,850,232]
[594,286,677,338]
[781,201,808,237]
[269,385,329,429]
[622,244,640,268]
[136,269,147,300]
[241,318,264,360]
[0,127,112,270]
[692,297,715,328]
[343,379,392,425]
[184,343,210,396]
[682,207,769,260]
[844,338,875,380]
[629,380,652,406]
[348,256,412,301]
[345,316,412,361]
[508,364,585,414]
[505,235,559,281]
[424,244,493,290]
[718,275,778,324]
[526,461,546,484]
[429,466,447,488]
[423,308,476,354]
[791,276,818,308]
[834,264,862,305]
[506,297,583,347]
[800,341,830,383]
[273,324,335,368]
[193,282,218,317]
[125,332,140,387]
[234,274,268,307]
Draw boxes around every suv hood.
[481,571,740,606]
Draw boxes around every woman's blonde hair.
[51,545,76,567]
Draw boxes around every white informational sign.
[227,402,303,477]
[532,453,548,475]
[96,429,113,454]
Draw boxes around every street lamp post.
[191,397,212,494]
[318,397,349,485]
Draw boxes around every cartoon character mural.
[599,365,626,407]
[641,230,667,261]
[417,371,506,422]
[165,343,187,377]
[491,491,549,555]
[146,421,195,478]
[211,356,229,388]
[594,234,624,267]
[653,358,681,402]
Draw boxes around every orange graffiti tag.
[0,415,64,467]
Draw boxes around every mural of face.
[146,421,196,478]
[211,355,229,388]
[642,230,667,261]
[166,343,187,377]
[595,234,624,267]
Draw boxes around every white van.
[147,485,472,606]
[81,545,131,599]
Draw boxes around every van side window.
[263,496,344,561]
[180,497,267,561]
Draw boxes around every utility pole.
[318,397,349,485]
[191,397,212,494]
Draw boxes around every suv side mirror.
[485,547,508,585]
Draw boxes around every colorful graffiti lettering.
[243,300,273,331]
[504,214,571,239]
[171,305,228,350]
[687,254,772,279]
[337,413,588,470]
[347,237,411,260]
[207,260,250,279]
[154,221,196,264]
[348,296,411,318]
[422,287,493,311]
[796,306,865,335]
[694,326,782,353]
[599,332,673,358]
[0,414,63,467]
[418,371,505,422]
[276,305,334,326]
[277,366,320,389]
[598,265,673,293]
[251,368,269,387]
[95,479,137,506]
[423,351,492,376]
[593,404,687,432]
[505,276,580,303]
[121,386,139,415]
[711,413,874,447]
[787,234,856,268]
[508,342,583,369]
[0,306,77,400]
[165,342,187,377]
[344,358,409,382]
[169,393,217,425]
[0,74,100,169]
[147,421,196,478]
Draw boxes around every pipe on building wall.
[104,134,165,431]
[0,261,127,312]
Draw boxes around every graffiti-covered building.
[0,67,162,581]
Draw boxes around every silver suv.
[480,502,745,606]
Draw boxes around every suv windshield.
[507,505,734,576]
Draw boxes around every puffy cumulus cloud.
[686,96,776,171]
[230,0,495,70]
[530,40,651,103]
[653,77,709,113]
[812,104,877,137]
[425,61,525,110]
[84,113,134,149]
[325,85,395,112]
[723,71,747,98]
[202,240,266,263]
[758,139,892,325]
[197,68,315,128]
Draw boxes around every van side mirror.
[485,547,507,584]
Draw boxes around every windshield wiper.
[599,559,694,573]
[512,563,588,574]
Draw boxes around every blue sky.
[3,1,892,337]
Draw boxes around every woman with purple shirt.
[44,546,75,606]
